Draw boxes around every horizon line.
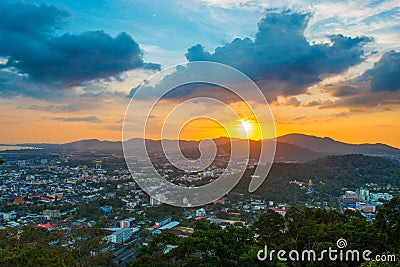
[1,132,398,149]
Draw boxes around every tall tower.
[95,160,102,170]
[359,188,370,202]
[308,178,313,190]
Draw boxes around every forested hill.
[235,154,400,203]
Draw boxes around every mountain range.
[9,133,400,162]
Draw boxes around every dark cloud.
[51,116,102,123]
[293,116,306,121]
[104,125,122,131]
[362,51,400,92]
[335,112,350,117]
[185,10,372,100]
[0,71,69,99]
[304,100,321,107]
[128,84,141,98]
[0,2,160,90]
[0,2,69,36]
[317,51,400,109]
[286,96,301,106]
[331,86,359,97]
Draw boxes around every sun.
[240,120,253,132]
[234,119,255,139]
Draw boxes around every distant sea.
[0,146,39,151]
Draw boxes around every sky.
[0,0,399,147]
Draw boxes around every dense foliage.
[0,226,113,267]
[131,197,400,267]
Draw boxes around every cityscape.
[0,137,399,265]
[1,0,400,266]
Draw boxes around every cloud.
[104,125,122,131]
[285,96,301,107]
[129,10,373,104]
[0,1,69,35]
[304,100,321,107]
[51,116,103,123]
[293,116,306,121]
[331,85,360,97]
[0,2,160,90]
[334,112,350,117]
[361,51,400,92]
[185,10,372,100]
[317,51,400,109]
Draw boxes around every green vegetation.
[131,197,400,266]
[0,226,113,267]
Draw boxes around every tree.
[252,209,285,246]
[133,221,257,266]
[373,197,400,252]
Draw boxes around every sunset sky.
[0,0,399,147]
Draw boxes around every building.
[150,196,161,206]
[107,228,132,244]
[120,217,136,228]
[271,208,286,216]
[17,160,25,167]
[341,191,359,204]
[95,160,102,169]
[43,209,61,220]
[290,180,305,186]
[159,221,179,230]
[101,206,112,213]
[156,216,172,227]
[202,171,214,178]
[370,193,393,201]
[359,188,370,202]
[36,222,55,229]
[2,211,16,221]
[208,218,245,226]
[195,208,206,217]
[13,197,24,205]
[361,206,376,213]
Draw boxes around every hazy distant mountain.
[21,139,122,152]
[277,133,400,156]
[62,139,122,151]
[16,133,400,162]
[210,136,325,162]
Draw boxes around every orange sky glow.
[1,97,399,148]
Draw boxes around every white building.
[2,211,16,221]
[195,208,206,217]
[150,195,161,206]
[359,188,370,201]
[370,193,393,201]
[107,228,132,244]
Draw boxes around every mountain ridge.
[9,133,400,162]
[277,133,399,155]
